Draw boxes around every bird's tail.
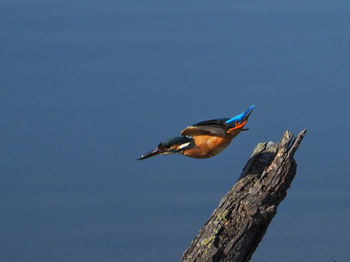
[225,105,255,124]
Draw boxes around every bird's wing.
[181,125,227,137]
[193,118,229,127]
[181,118,229,137]
[180,105,255,137]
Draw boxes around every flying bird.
[138,105,255,160]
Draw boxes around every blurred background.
[1,0,349,261]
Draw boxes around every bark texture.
[181,129,307,262]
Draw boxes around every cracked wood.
[181,129,307,262]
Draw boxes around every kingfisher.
[138,105,255,160]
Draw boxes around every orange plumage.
[138,106,254,160]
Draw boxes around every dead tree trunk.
[181,130,307,262]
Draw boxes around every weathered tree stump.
[181,130,307,262]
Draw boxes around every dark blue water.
[1,1,349,261]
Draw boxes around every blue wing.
[181,105,254,137]
[192,105,255,127]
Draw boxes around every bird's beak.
[138,147,164,160]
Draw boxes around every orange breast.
[182,135,235,158]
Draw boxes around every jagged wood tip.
[181,129,306,262]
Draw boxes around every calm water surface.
[1,0,350,261]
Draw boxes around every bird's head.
[138,136,193,160]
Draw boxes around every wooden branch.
[181,129,307,262]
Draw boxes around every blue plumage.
[159,136,192,148]
[191,105,255,129]
[138,105,255,160]
[225,105,255,124]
